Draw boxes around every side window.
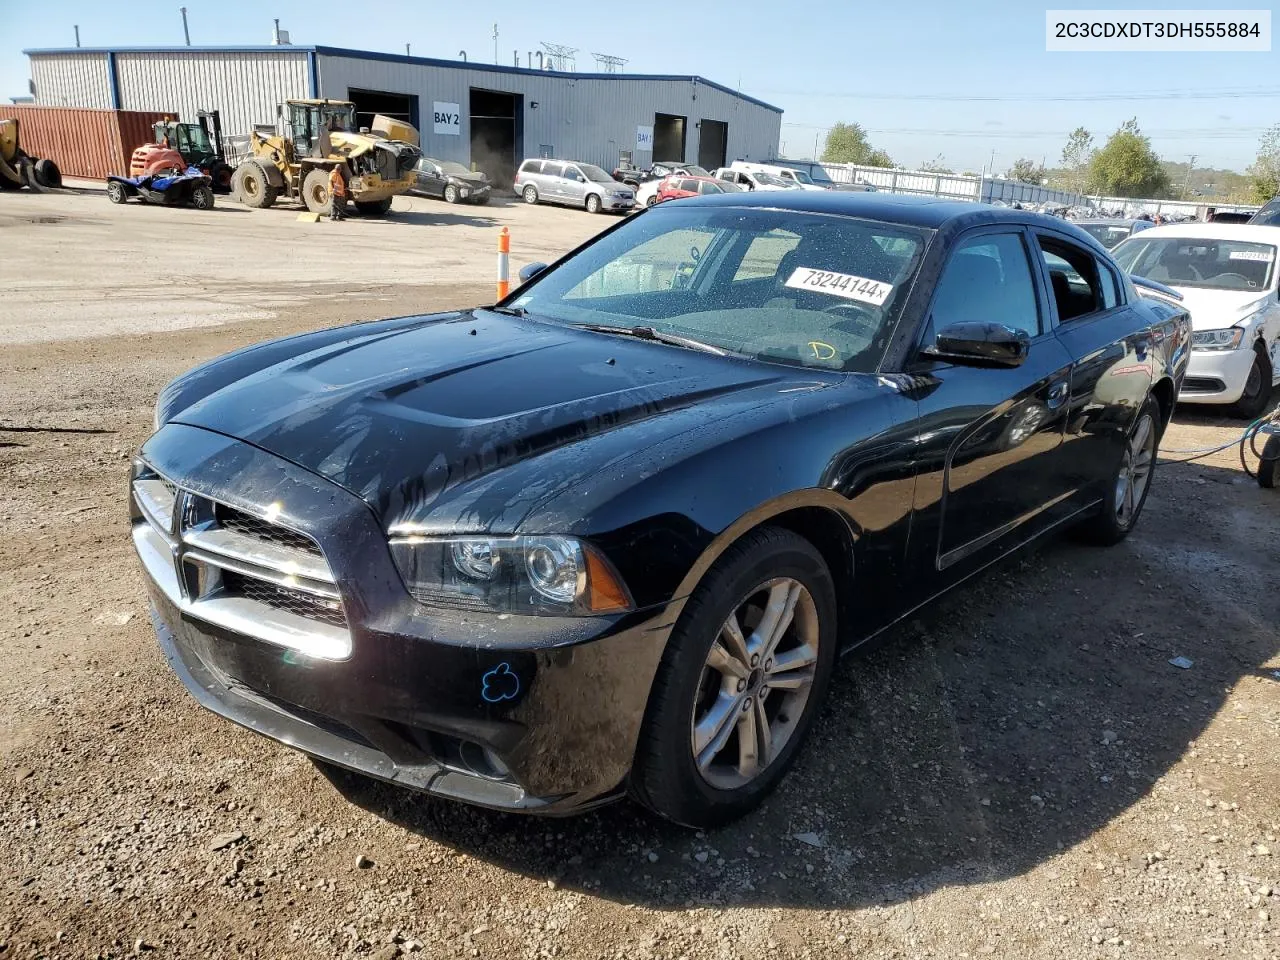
[520,160,543,175]
[542,161,564,179]
[699,181,721,194]
[1037,237,1104,322]
[1098,260,1120,308]
[681,179,699,192]
[930,232,1041,338]
[717,170,733,182]
[732,229,802,281]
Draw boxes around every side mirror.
[925,321,1030,368]
[519,262,548,283]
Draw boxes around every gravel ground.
[1,191,1278,960]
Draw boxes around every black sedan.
[409,157,491,204]
[131,193,1189,827]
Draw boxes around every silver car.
[514,159,636,213]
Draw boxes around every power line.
[761,86,1280,103]
[782,122,1269,141]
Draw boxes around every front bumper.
[350,173,417,203]
[1180,345,1257,404]
[604,196,636,211]
[133,423,676,814]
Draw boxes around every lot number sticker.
[433,102,461,136]
[785,267,893,306]
[1228,250,1271,261]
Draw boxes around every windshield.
[805,166,834,185]
[1078,223,1132,249]
[579,163,614,183]
[320,104,356,132]
[1113,236,1277,291]
[508,206,928,372]
[755,173,793,188]
[1251,198,1280,226]
[439,160,475,177]
[787,170,815,185]
[684,165,711,178]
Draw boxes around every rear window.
[1113,236,1277,291]
[1078,223,1133,249]
[519,159,543,175]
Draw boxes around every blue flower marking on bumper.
[481,662,520,703]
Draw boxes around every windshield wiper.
[572,323,729,356]
[489,305,526,317]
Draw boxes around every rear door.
[540,161,565,202]
[1033,229,1155,497]
[907,227,1077,585]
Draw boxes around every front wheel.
[585,193,602,214]
[630,527,837,827]
[1258,432,1280,489]
[522,185,538,204]
[1074,396,1160,545]
[1230,344,1273,420]
[444,184,459,203]
[106,181,128,204]
[645,194,658,208]
[301,168,331,214]
[190,183,215,210]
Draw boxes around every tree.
[1060,127,1094,194]
[1247,124,1280,203]
[920,154,953,174]
[1087,118,1171,198]
[820,122,894,168]
[1008,158,1045,184]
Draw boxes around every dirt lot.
[1,189,1278,960]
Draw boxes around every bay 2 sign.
[433,103,462,136]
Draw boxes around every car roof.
[673,191,1096,233]
[1074,218,1140,226]
[1122,222,1280,243]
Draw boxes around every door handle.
[1047,381,1069,408]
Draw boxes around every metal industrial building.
[24,45,783,183]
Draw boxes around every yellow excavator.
[231,100,420,215]
[0,117,62,191]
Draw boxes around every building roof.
[23,44,784,114]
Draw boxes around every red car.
[655,175,731,203]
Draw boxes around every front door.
[561,165,588,205]
[907,228,1076,588]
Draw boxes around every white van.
[728,161,827,191]
[711,167,800,193]
[732,159,878,193]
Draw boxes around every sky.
[2,0,1277,175]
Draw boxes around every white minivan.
[711,167,800,193]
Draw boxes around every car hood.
[1159,287,1271,330]
[170,310,790,525]
[448,172,488,185]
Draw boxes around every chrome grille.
[130,467,351,660]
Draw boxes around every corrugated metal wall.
[31,53,113,109]
[0,106,170,178]
[315,54,781,175]
[114,51,310,144]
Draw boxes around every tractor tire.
[301,168,332,214]
[106,181,128,204]
[190,183,215,210]
[355,197,394,216]
[0,171,21,190]
[33,158,62,189]
[208,162,234,193]
[233,161,278,209]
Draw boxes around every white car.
[1112,223,1280,418]
[711,167,801,193]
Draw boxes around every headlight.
[1191,328,1245,351]
[388,534,632,616]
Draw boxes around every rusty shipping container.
[0,105,173,180]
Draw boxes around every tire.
[1074,396,1160,546]
[1230,343,1273,420]
[233,161,277,209]
[444,183,459,203]
[208,162,234,192]
[301,168,331,214]
[355,197,393,216]
[33,158,62,189]
[190,183,215,210]
[1258,433,1280,489]
[522,185,538,205]
[585,193,603,214]
[645,194,658,208]
[630,527,838,827]
[106,181,128,204]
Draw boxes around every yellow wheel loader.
[231,100,420,215]
[0,118,62,192]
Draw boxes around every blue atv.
[105,166,215,209]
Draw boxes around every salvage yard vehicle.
[771,158,877,192]
[655,175,734,203]
[106,166,214,209]
[0,117,61,190]
[712,167,801,193]
[514,158,635,213]
[132,192,1188,827]
[1112,223,1279,418]
[232,100,421,216]
[133,110,233,192]
[1074,218,1153,249]
[409,157,491,204]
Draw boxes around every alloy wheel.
[690,578,820,790]
[1115,411,1156,528]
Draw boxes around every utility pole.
[74,24,80,47]
[405,43,410,56]
[493,24,499,65]
[180,7,190,45]
[1181,154,1197,199]
[813,130,820,161]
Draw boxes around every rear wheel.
[301,168,331,214]
[585,193,603,214]
[645,194,658,207]
[233,161,277,209]
[630,527,837,827]
[190,183,215,210]
[355,197,393,216]
[1230,343,1273,420]
[33,158,61,188]
[522,185,539,204]
[1074,396,1160,545]
[106,181,128,204]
